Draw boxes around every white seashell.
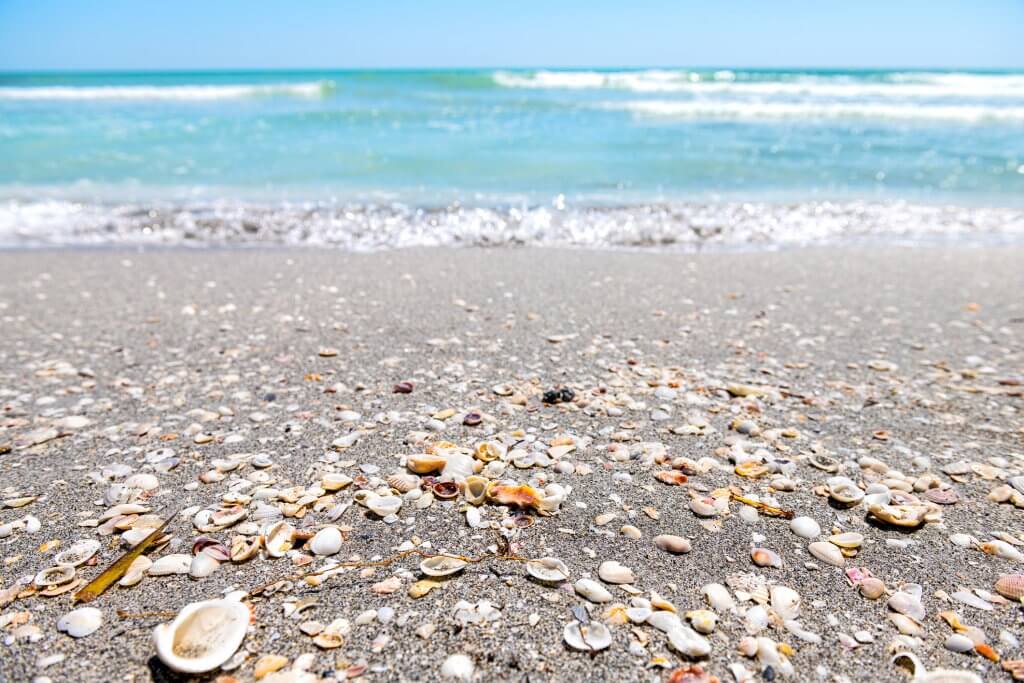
[646,610,683,633]
[264,521,296,557]
[666,625,711,657]
[888,591,926,622]
[309,527,342,556]
[944,634,975,653]
[769,585,801,620]
[125,473,160,491]
[442,453,476,481]
[57,607,102,638]
[35,564,76,588]
[949,533,975,548]
[751,547,783,568]
[153,598,250,674]
[189,553,220,579]
[440,653,475,680]
[890,613,922,635]
[790,516,820,539]
[784,619,822,644]
[686,609,717,634]
[464,506,487,529]
[627,606,652,623]
[365,494,403,517]
[598,560,635,584]
[321,473,353,491]
[756,637,794,677]
[981,539,1024,562]
[744,605,769,634]
[892,652,982,683]
[808,541,846,567]
[701,583,735,612]
[563,621,612,651]
[829,532,864,549]
[525,557,570,583]
[148,554,192,576]
[54,539,101,567]
[420,555,468,577]
[827,476,864,505]
[950,590,993,611]
[121,528,152,547]
[574,578,613,603]
[119,555,152,587]
[864,491,892,507]
[462,476,489,505]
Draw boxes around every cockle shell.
[462,476,488,505]
[264,521,296,557]
[563,621,612,651]
[526,557,570,583]
[419,556,468,577]
[995,575,1024,601]
[153,598,250,674]
[57,607,102,638]
[54,539,101,567]
[386,473,419,494]
[309,527,342,556]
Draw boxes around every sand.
[1,245,1022,683]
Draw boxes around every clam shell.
[188,553,220,579]
[462,476,488,506]
[703,583,736,613]
[148,554,192,576]
[365,494,402,517]
[54,539,101,567]
[264,521,296,557]
[574,578,613,603]
[321,473,353,492]
[829,532,864,549]
[563,621,612,651]
[769,585,801,620]
[789,516,821,539]
[153,598,250,674]
[407,454,446,474]
[309,527,342,556]
[808,541,846,567]
[35,565,76,588]
[751,548,783,569]
[995,574,1024,601]
[57,607,102,638]
[420,555,468,577]
[666,625,711,657]
[653,535,691,554]
[525,557,570,583]
[598,560,635,584]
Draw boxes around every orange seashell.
[655,471,688,486]
[976,642,1000,662]
[667,665,720,683]
[487,483,543,509]
[995,575,1024,601]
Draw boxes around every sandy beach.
[1,244,1023,683]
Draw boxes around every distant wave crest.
[0,80,335,101]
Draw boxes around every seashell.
[809,454,839,472]
[598,560,635,584]
[703,583,735,613]
[868,503,929,528]
[620,525,641,539]
[384,473,418,494]
[35,565,75,588]
[827,476,864,505]
[951,591,993,611]
[407,454,447,474]
[859,577,886,600]
[210,506,247,529]
[784,619,821,644]
[627,606,652,623]
[440,653,476,680]
[769,585,801,620]
[148,554,192,576]
[309,527,342,556]
[125,473,160,491]
[57,607,102,638]
[475,441,504,461]
[264,521,296,557]
[487,483,543,510]
[945,634,976,653]
[655,470,688,486]
[536,483,568,515]
[419,555,468,577]
[189,553,220,579]
[230,535,261,563]
[890,613,922,635]
[888,591,926,622]
[646,610,683,633]
[829,532,864,549]
[980,540,1024,562]
[563,621,612,651]
[686,609,718,634]
[995,575,1024,601]
[751,547,782,568]
[755,637,794,677]
[119,555,151,587]
[790,516,820,539]
[54,539,101,567]
[526,557,570,583]
[808,541,846,567]
[321,473,353,491]
[924,487,959,505]
[892,652,982,683]
[744,605,769,635]
[666,626,711,658]
[462,476,488,505]
[254,654,289,680]
[575,578,613,603]
[153,598,250,674]
[689,498,719,518]
[654,535,691,554]
[432,481,459,500]
[365,494,402,517]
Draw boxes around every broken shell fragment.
[526,557,570,583]
[420,555,468,577]
[365,494,402,518]
[655,470,688,486]
[891,651,981,683]
[868,503,930,528]
[35,565,75,588]
[407,454,446,474]
[264,521,296,557]
[575,578,613,603]
[462,476,488,505]
[487,483,543,510]
[153,598,250,674]
[57,607,103,638]
[230,535,261,563]
[667,626,712,658]
[54,539,101,567]
[563,621,612,651]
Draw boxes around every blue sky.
[0,0,1021,71]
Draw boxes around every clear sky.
[0,0,1021,71]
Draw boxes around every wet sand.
[1,245,1023,683]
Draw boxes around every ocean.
[1,68,1022,249]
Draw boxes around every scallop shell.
[563,621,612,651]
[653,535,692,554]
[420,555,468,577]
[386,473,420,493]
[526,557,570,583]
[153,598,250,674]
[57,607,103,638]
[462,476,488,506]
[54,539,101,567]
[995,574,1024,601]
[309,527,342,556]
[264,521,296,557]
[407,454,447,474]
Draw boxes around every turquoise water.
[1,69,1023,247]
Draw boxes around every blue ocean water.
[1,68,1023,247]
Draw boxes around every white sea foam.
[0,81,333,101]
[602,99,1024,123]
[493,70,1024,99]
[1,198,1021,250]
